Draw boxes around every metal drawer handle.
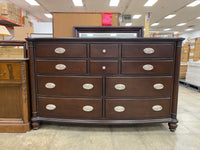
[55,64,66,70]
[0,71,6,76]
[114,106,125,112]
[102,66,106,70]
[83,105,94,112]
[143,64,154,71]
[102,49,107,53]
[55,47,66,54]
[83,83,94,90]
[143,48,155,54]
[115,84,126,90]
[45,83,56,89]
[152,105,163,111]
[46,104,56,110]
[153,83,164,90]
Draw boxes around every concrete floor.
[1,85,200,150]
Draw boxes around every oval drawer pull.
[114,106,125,112]
[102,66,106,70]
[102,49,107,53]
[55,64,66,70]
[45,83,56,89]
[153,83,164,90]
[83,83,94,90]
[115,84,126,90]
[152,105,163,111]
[55,47,66,54]
[83,105,94,112]
[46,104,56,110]
[143,64,154,71]
[143,48,155,54]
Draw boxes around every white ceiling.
[8,0,200,34]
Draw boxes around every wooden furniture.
[0,41,30,133]
[27,37,183,131]
[53,12,120,37]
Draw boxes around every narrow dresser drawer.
[38,98,102,119]
[122,60,173,75]
[106,99,170,119]
[106,76,172,98]
[36,60,86,74]
[36,44,86,58]
[0,62,21,80]
[90,60,118,74]
[122,44,174,58]
[37,76,102,97]
[90,44,118,58]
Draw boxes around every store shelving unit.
[0,16,23,27]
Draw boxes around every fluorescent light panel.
[185,28,194,31]
[164,14,176,19]
[187,0,200,7]
[125,23,132,26]
[164,28,171,31]
[72,0,83,7]
[144,0,158,7]
[151,23,159,26]
[196,16,200,19]
[109,0,120,7]
[132,14,142,19]
[45,14,52,18]
[176,23,186,26]
[25,0,40,6]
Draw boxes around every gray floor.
[1,85,200,150]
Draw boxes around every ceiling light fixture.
[187,0,200,7]
[109,0,120,7]
[185,28,194,31]
[151,23,159,26]
[72,0,83,7]
[196,16,200,19]
[132,14,142,19]
[45,14,52,18]
[176,23,186,26]
[125,23,132,26]
[25,0,40,6]
[164,14,176,19]
[164,28,171,31]
[144,0,158,7]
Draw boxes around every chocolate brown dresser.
[27,37,183,131]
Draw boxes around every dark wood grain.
[36,44,87,58]
[0,63,21,80]
[122,44,174,58]
[36,60,87,74]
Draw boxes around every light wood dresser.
[27,37,183,132]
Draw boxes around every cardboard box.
[179,63,188,79]
[14,26,34,41]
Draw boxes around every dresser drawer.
[90,44,118,58]
[0,63,21,80]
[37,76,102,97]
[90,60,118,74]
[36,44,86,58]
[122,60,173,75]
[106,99,170,119]
[36,60,86,74]
[38,98,102,119]
[122,44,174,58]
[106,76,172,98]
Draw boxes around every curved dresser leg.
[32,121,40,130]
[168,122,178,132]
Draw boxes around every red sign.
[102,13,112,26]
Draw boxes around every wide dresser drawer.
[90,44,118,58]
[36,60,87,74]
[106,99,170,119]
[0,62,21,80]
[121,60,173,75]
[37,76,102,97]
[122,44,174,58]
[36,44,86,58]
[38,98,102,119]
[106,76,172,98]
